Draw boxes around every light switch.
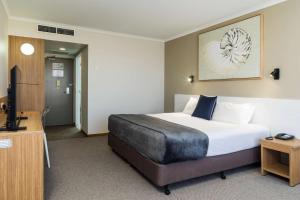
[0,139,13,149]
[66,87,70,94]
[56,80,61,89]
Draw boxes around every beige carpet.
[45,136,300,200]
[45,125,86,141]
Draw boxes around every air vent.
[38,25,56,33]
[38,25,75,36]
[57,28,74,36]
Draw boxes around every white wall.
[0,2,8,97]
[8,19,165,134]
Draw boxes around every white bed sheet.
[148,112,270,157]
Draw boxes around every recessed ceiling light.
[59,47,66,51]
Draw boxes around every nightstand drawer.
[261,141,290,153]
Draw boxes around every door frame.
[75,54,82,130]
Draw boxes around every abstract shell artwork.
[198,15,262,80]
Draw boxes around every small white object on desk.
[0,139,13,149]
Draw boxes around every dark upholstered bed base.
[108,133,260,188]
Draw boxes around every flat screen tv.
[0,65,27,131]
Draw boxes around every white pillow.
[183,97,199,115]
[212,102,255,124]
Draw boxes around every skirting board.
[82,130,108,137]
[175,94,300,138]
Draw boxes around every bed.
[108,112,270,195]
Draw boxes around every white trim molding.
[3,0,287,42]
[165,0,287,42]
[3,0,163,42]
[8,16,164,43]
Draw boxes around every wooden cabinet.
[261,138,300,186]
[9,36,45,112]
[0,112,44,200]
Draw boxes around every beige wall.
[0,2,8,98]
[165,0,300,112]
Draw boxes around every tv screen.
[6,66,18,129]
[0,65,27,131]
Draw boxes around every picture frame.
[198,14,264,81]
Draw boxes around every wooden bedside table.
[261,138,300,186]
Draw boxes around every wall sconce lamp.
[187,75,194,83]
[20,43,35,55]
[270,68,280,80]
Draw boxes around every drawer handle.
[0,139,13,149]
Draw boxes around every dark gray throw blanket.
[108,114,209,164]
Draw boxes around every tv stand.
[0,127,27,131]
[17,116,28,120]
[0,114,28,131]
[15,115,28,130]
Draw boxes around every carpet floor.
[45,125,86,141]
[45,136,300,200]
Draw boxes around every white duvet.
[148,112,270,157]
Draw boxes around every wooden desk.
[0,112,44,200]
[261,138,300,186]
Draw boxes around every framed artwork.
[198,15,263,80]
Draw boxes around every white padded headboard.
[175,94,300,137]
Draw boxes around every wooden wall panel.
[17,84,44,112]
[9,36,45,112]
[9,36,44,84]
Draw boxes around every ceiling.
[3,0,285,40]
[45,40,86,57]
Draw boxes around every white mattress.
[148,112,270,157]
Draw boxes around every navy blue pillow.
[192,95,217,120]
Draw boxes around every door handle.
[0,139,13,149]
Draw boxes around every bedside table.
[261,138,300,186]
